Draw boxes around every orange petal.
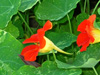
[77,20,91,32]
[77,33,90,47]
[43,20,52,31]
[24,50,39,61]
[37,28,46,49]
[21,45,39,61]
[21,45,39,55]
[80,41,89,52]
[88,14,96,24]
[23,34,39,44]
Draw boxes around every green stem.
[92,67,98,75]
[84,0,87,12]
[39,0,41,4]
[18,11,33,35]
[47,55,49,61]
[79,1,84,13]
[67,14,72,33]
[87,0,90,14]
[91,0,100,15]
[52,50,57,61]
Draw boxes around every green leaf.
[56,43,100,69]
[4,21,19,38]
[0,0,21,28]
[0,30,24,71]
[35,0,80,21]
[76,13,89,25]
[19,0,39,12]
[97,8,100,15]
[46,32,77,49]
[12,16,24,38]
[94,22,100,30]
[13,61,82,75]
[0,61,14,75]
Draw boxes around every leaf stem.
[87,0,90,14]
[52,50,57,61]
[18,11,33,35]
[67,14,72,33]
[91,0,100,15]
[84,0,87,13]
[92,67,98,75]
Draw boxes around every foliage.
[0,0,100,75]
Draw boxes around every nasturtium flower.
[77,14,100,52]
[21,20,72,61]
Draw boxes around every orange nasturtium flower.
[21,20,72,61]
[77,14,100,52]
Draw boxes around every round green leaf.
[19,0,39,12]
[0,30,24,71]
[4,21,19,38]
[35,0,80,21]
[0,0,21,28]
[46,32,77,49]
[13,61,82,75]
[56,43,100,69]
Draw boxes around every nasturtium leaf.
[35,0,80,21]
[76,13,89,25]
[46,32,77,49]
[0,0,21,28]
[0,61,14,75]
[94,22,100,30]
[13,61,82,75]
[19,0,39,12]
[0,30,24,71]
[12,16,24,38]
[56,43,100,69]
[97,8,100,15]
[4,21,19,38]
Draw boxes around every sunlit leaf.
[19,0,39,12]
[36,0,80,21]
[56,43,100,69]
[0,0,21,28]
[0,30,24,71]
[13,61,82,75]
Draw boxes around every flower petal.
[23,34,39,44]
[77,20,91,32]
[80,41,89,52]
[43,20,52,31]
[24,50,39,61]
[21,45,39,55]
[77,33,90,47]
[21,45,39,61]
[88,14,96,24]
[37,28,46,49]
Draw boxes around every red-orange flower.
[77,14,100,52]
[21,20,72,61]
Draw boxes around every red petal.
[37,28,46,49]
[21,45,39,55]
[23,34,39,44]
[24,49,39,61]
[21,45,39,61]
[77,33,90,47]
[43,20,52,31]
[77,20,91,32]
[80,41,89,52]
[88,14,96,24]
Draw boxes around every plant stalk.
[18,11,33,35]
